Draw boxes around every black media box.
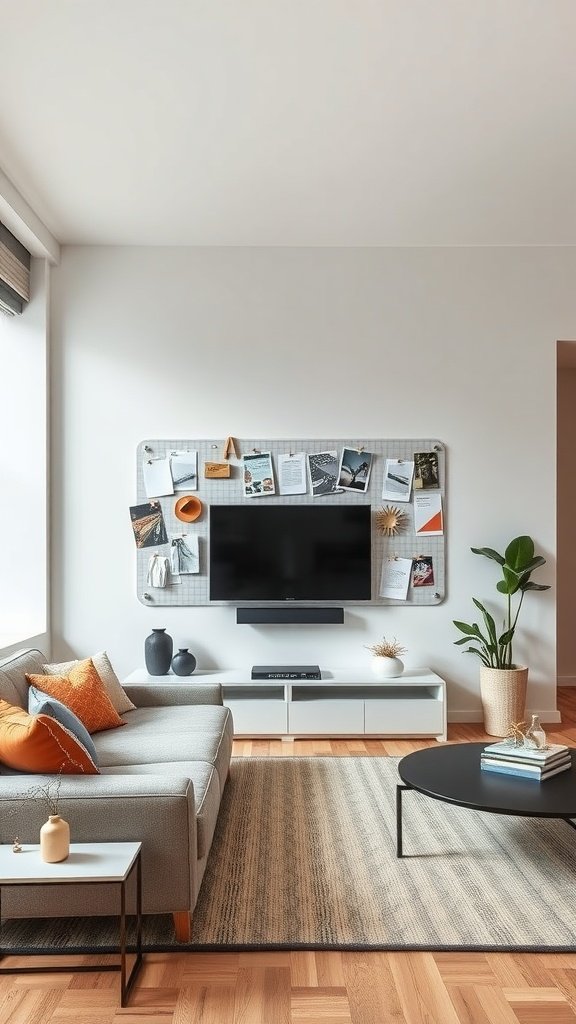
[251,665,322,680]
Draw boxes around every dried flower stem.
[365,637,407,658]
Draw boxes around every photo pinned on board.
[170,450,198,491]
[307,450,339,496]
[381,458,414,502]
[338,447,373,493]
[243,451,276,497]
[413,451,439,489]
[411,555,435,587]
[170,534,200,574]
[129,501,168,548]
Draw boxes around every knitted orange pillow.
[26,658,126,734]
[0,699,99,774]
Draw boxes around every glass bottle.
[525,714,547,750]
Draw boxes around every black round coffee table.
[396,742,576,857]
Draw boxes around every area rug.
[3,756,576,953]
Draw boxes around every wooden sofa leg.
[173,911,192,943]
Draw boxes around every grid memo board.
[135,438,446,607]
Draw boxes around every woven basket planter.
[480,666,528,737]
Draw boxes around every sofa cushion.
[92,705,233,789]
[26,659,126,734]
[28,686,99,764]
[101,759,220,859]
[0,649,46,709]
[43,652,136,715]
[0,699,99,774]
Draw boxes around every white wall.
[50,246,575,720]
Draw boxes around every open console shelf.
[124,667,447,741]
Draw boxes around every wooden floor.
[3,691,576,1024]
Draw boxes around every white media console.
[123,667,447,742]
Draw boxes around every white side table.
[0,841,143,1007]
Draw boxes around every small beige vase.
[479,666,528,737]
[40,814,70,863]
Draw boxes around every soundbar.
[252,665,322,680]
[236,607,344,624]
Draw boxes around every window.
[0,257,49,649]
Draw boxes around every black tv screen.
[209,504,372,602]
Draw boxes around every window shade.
[0,223,31,316]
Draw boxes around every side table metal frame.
[0,848,143,1007]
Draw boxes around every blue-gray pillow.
[28,686,99,764]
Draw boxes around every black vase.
[144,628,173,675]
[171,648,197,676]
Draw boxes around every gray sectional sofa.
[0,648,234,941]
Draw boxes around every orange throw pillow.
[0,699,99,774]
[26,658,126,734]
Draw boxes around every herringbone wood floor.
[3,691,576,1024]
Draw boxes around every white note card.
[143,457,174,498]
[277,452,307,495]
[379,557,412,600]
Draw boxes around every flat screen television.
[209,504,372,602]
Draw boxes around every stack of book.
[481,741,572,781]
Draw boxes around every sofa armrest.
[123,682,223,707]
[0,774,197,915]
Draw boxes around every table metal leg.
[396,784,411,858]
[119,851,143,1008]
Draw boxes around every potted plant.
[365,637,407,679]
[453,535,550,736]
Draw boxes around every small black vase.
[144,628,173,675]
[171,648,197,676]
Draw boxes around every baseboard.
[558,676,576,687]
[448,709,562,724]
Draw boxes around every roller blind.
[0,222,31,316]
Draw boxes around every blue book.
[481,761,570,781]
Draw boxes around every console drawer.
[365,699,443,735]
[288,700,364,735]
[224,700,288,735]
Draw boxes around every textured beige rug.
[4,756,576,951]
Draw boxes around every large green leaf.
[522,582,551,592]
[471,546,504,565]
[504,565,522,593]
[453,620,478,636]
[461,646,491,666]
[496,566,521,595]
[504,536,534,572]
[498,628,515,646]
[522,555,547,572]
[454,621,485,639]
[472,598,498,648]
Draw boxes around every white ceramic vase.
[371,656,404,680]
[40,814,70,863]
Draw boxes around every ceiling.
[1,1,575,247]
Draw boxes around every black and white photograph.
[170,450,198,491]
[338,447,373,492]
[413,451,440,489]
[243,451,275,496]
[307,450,339,496]
[129,501,168,548]
[411,555,435,587]
[170,534,200,574]
[382,458,414,502]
